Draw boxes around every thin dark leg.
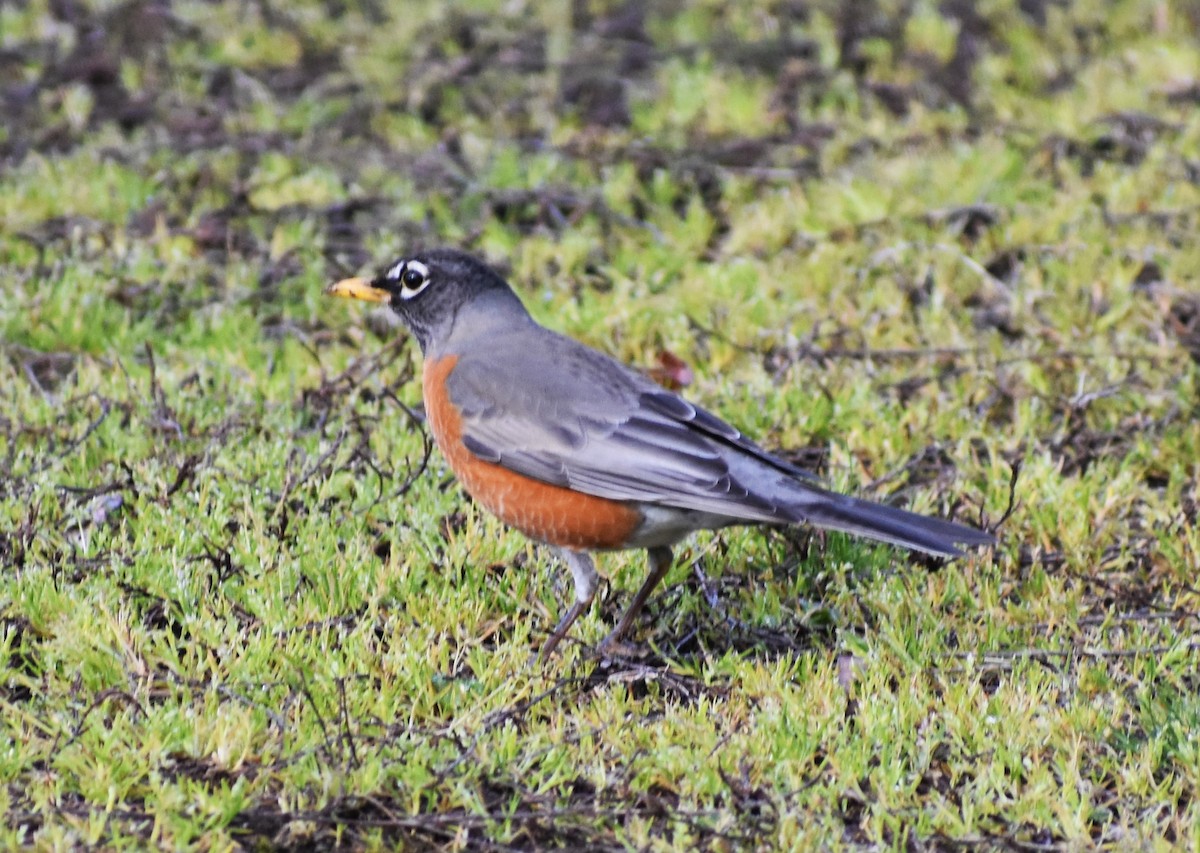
[540,600,589,659]
[539,549,599,659]
[598,546,673,650]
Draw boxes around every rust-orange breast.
[422,355,642,550]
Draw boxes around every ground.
[1,0,1199,849]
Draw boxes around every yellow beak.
[325,277,390,303]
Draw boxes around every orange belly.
[423,356,642,550]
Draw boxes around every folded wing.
[444,330,994,556]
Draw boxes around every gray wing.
[445,330,803,522]
[443,328,996,557]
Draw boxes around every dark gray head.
[329,249,528,353]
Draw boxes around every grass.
[2,0,1199,848]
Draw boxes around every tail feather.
[788,489,995,557]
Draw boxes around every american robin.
[327,249,995,657]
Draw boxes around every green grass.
[2,0,1199,848]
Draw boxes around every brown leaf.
[647,349,693,391]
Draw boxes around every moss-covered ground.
[2,0,1199,848]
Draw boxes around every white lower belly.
[621,504,740,549]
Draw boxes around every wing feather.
[435,325,993,557]
[443,335,782,520]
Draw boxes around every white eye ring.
[398,260,431,300]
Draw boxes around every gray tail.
[788,488,996,557]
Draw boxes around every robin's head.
[326,248,523,352]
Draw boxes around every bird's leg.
[539,549,600,659]
[598,546,674,650]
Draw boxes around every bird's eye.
[396,260,431,299]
